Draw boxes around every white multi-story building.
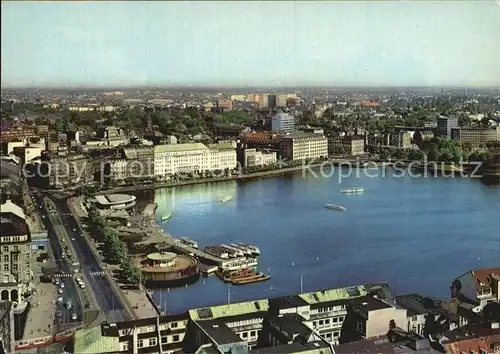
[280,132,328,161]
[154,143,236,177]
[244,149,277,167]
[271,111,295,133]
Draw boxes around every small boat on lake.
[161,213,172,222]
[341,187,364,194]
[325,204,347,212]
[220,196,232,203]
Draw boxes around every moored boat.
[220,196,232,203]
[221,257,258,271]
[237,243,260,256]
[340,187,364,194]
[325,204,347,211]
[230,243,254,256]
[231,273,271,285]
[179,237,198,249]
[220,244,245,257]
[204,246,229,259]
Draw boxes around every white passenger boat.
[325,204,347,212]
[237,243,260,256]
[204,246,229,259]
[341,188,364,194]
[221,258,258,271]
[220,196,232,203]
[230,243,254,256]
[220,244,245,257]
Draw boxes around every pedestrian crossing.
[53,273,72,278]
[53,271,105,278]
[89,271,105,277]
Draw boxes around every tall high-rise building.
[267,95,277,110]
[436,116,458,138]
[271,111,295,134]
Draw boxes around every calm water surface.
[151,167,500,314]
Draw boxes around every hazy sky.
[2,1,500,88]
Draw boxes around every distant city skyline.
[2,1,500,88]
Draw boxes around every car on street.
[71,313,77,321]
[59,283,64,288]
[57,297,63,303]
[57,288,63,294]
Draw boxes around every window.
[171,322,178,328]
[12,254,18,262]
[13,246,18,251]
[173,335,179,342]
[334,331,340,338]
[161,336,167,344]
[137,340,143,348]
[149,338,157,346]
[250,330,256,337]
[3,265,8,271]
[3,255,7,262]
[12,264,18,271]
[242,332,248,338]
[3,247,7,252]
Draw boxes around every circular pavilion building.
[138,251,200,287]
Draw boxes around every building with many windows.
[154,143,237,178]
[0,205,31,310]
[280,132,328,161]
[451,127,500,145]
[327,136,365,156]
[436,116,459,138]
[72,282,409,354]
[271,110,295,133]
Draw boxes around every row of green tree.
[87,206,141,285]
[375,137,499,165]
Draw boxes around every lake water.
[150,166,500,314]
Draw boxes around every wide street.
[31,192,84,331]
[47,193,132,323]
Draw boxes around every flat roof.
[146,252,177,262]
[196,319,243,345]
[154,143,208,154]
[95,194,135,205]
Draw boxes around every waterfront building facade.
[451,127,500,145]
[103,146,155,182]
[280,132,328,161]
[154,143,236,178]
[73,282,416,353]
[271,111,295,133]
[450,267,500,311]
[38,150,94,189]
[436,116,459,138]
[239,148,277,167]
[327,135,365,155]
[388,132,412,148]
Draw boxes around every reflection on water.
[148,172,499,314]
[155,181,238,224]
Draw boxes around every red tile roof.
[444,333,500,354]
[471,268,500,292]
